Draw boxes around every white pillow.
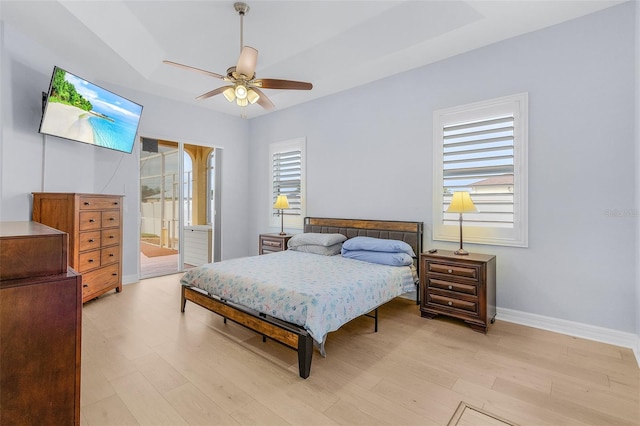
[289,243,343,256]
[288,233,347,248]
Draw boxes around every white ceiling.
[1,0,623,118]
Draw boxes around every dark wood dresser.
[259,233,293,254]
[32,192,123,302]
[420,250,496,333]
[0,221,81,425]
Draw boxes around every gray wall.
[249,3,637,334]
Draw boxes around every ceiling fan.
[163,2,312,110]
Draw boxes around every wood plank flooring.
[80,274,639,425]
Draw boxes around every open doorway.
[139,138,220,278]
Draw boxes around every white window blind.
[433,93,528,247]
[269,138,306,229]
[272,149,302,216]
[443,115,515,228]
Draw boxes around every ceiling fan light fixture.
[163,2,312,111]
[222,87,236,102]
[235,84,248,100]
[247,88,260,104]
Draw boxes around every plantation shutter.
[272,149,302,217]
[442,115,515,228]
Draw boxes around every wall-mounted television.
[39,66,143,154]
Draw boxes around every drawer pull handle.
[109,253,114,257]
[109,235,115,239]
[84,202,90,205]
[112,273,118,277]
[88,259,94,263]
[83,284,88,288]
[109,217,115,221]
[88,239,95,243]
[448,301,453,306]
[448,285,453,290]
[448,269,453,274]
[89,219,96,223]
[113,201,119,205]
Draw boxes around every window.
[269,137,306,230]
[433,93,528,247]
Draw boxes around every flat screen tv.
[39,66,143,154]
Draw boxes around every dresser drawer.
[81,264,119,299]
[78,247,120,271]
[428,292,478,313]
[79,196,121,210]
[101,246,120,265]
[261,237,286,250]
[426,260,479,281]
[78,231,101,251]
[428,278,478,296]
[79,211,102,231]
[101,211,120,228]
[101,228,120,246]
[259,234,292,254]
[78,249,101,272]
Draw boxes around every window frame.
[269,137,306,230]
[432,93,528,248]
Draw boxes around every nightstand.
[259,233,293,255]
[420,250,496,333]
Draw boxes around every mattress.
[180,250,417,349]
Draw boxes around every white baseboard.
[497,307,640,368]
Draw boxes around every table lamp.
[446,191,477,255]
[273,195,290,235]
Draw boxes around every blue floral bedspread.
[180,250,417,349]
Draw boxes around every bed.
[180,217,423,378]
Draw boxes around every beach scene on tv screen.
[40,68,142,152]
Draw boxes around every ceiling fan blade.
[236,46,258,78]
[196,85,233,100]
[251,87,274,110]
[163,60,225,80]
[257,79,313,90]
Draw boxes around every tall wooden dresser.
[32,192,123,303]
[0,221,82,425]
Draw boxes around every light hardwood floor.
[80,274,639,425]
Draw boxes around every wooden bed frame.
[181,217,423,379]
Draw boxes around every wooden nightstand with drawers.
[420,250,496,333]
[259,233,293,255]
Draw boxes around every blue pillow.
[341,249,413,266]
[342,236,415,257]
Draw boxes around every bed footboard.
[181,285,313,379]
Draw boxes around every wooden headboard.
[303,217,423,260]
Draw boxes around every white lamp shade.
[247,88,260,104]
[273,195,289,209]
[222,87,236,102]
[446,191,478,213]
